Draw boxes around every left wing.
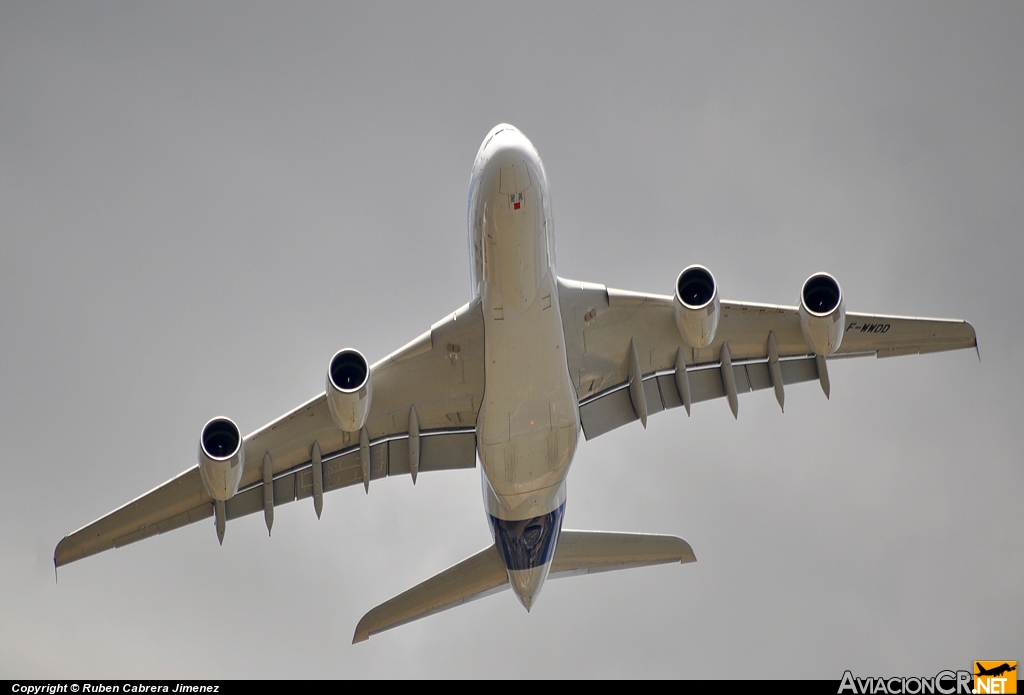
[556,278,977,440]
[55,299,485,567]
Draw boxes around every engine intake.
[198,416,245,501]
[673,265,720,349]
[798,272,845,355]
[326,348,372,432]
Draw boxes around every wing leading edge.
[55,299,485,567]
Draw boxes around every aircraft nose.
[483,123,520,145]
[507,564,551,612]
[477,124,537,164]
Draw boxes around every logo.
[974,662,1017,694]
[838,665,1019,695]
[838,670,972,694]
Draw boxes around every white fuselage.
[466,125,580,608]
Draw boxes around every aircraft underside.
[54,123,977,644]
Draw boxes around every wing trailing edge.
[352,530,695,643]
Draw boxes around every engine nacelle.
[674,265,720,349]
[198,417,245,501]
[326,348,372,432]
[798,272,846,355]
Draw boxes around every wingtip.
[352,624,370,644]
[53,537,72,569]
[675,537,697,565]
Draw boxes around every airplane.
[976,663,1017,678]
[55,124,978,643]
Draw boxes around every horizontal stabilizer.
[352,544,508,643]
[550,530,696,577]
[353,530,695,642]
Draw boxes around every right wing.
[556,278,977,440]
[55,299,485,567]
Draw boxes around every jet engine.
[798,272,845,355]
[326,348,373,432]
[673,265,720,349]
[198,417,245,501]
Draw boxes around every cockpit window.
[489,503,565,571]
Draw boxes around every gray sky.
[2,2,1021,679]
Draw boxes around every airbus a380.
[56,124,977,642]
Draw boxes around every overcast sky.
[2,2,1021,679]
